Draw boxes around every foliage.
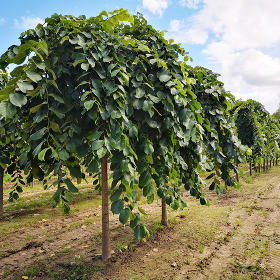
[232,99,280,163]
[0,9,247,238]
[272,104,280,120]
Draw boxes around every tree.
[0,10,247,261]
[233,99,280,173]
[272,103,280,120]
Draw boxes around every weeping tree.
[233,100,280,174]
[0,10,247,261]
[186,66,247,188]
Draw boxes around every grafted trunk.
[263,160,266,171]
[276,157,278,166]
[0,168,3,220]
[258,163,261,173]
[161,196,168,226]
[270,160,272,168]
[249,162,252,176]
[101,153,110,262]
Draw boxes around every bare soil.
[0,166,280,280]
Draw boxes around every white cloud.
[0,18,5,25]
[168,19,208,44]
[170,19,183,32]
[14,16,44,30]
[170,0,280,113]
[142,0,168,16]
[179,0,202,9]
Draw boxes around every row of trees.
[0,9,279,261]
[233,100,280,175]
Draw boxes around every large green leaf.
[119,208,130,224]
[30,127,47,141]
[64,178,79,193]
[9,93,27,107]
[134,224,146,239]
[0,102,16,118]
[111,199,124,214]
[17,81,34,93]
[38,147,50,161]
[26,70,42,83]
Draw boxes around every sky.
[1,0,280,113]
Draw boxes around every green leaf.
[138,207,147,215]
[30,103,43,113]
[38,147,50,161]
[64,178,79,193]
[88,58,95,68]
[84,100,94,111]
[17,81,34,93]
[135,88,145,98]
[110,188,122,202]
[81,63,89,71]
[73,59,86,67]
[158,69,171,83]
[49,93,64,103]
[58,149,70,161]
[9,93,27,107]
[119,208,130,224]
[30,127,47,141]
[134,224,146,239]
[0,102,16,118]
[111,199,124,214]
[26,70,42,83]
[144,141,154,155]
[92,140,104,150]
[68,165,82,178]
[143,185,154,197]
[87,160,99,173]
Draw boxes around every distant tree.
[272,103,280,120]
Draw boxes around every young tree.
[0,10,247,261]
[0,69,8,218]
[233,100,280,174]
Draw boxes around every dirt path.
[0,168,280,280]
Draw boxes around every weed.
[198,244,204,254]
[236,219,242,227]
[116,241,128,252]
[149,222,164,235]
[2,265,11,277]
[25,235,32,241]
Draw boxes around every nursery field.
[0,167,280,280]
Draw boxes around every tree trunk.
[270,160,272,168]
[273,159,275,166]
[258,163,261,173]
[161,196,168,226]
[0,168,3,220]
[249,162,252,176]
[235,172,239,182]
[266,159,269,170]
[276,157,278,166]
[101,153,110,262]
[263,160,265,171]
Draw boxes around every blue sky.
[1,0,280,113]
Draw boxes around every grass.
[1,166,280,280]
[17,258,104,280]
